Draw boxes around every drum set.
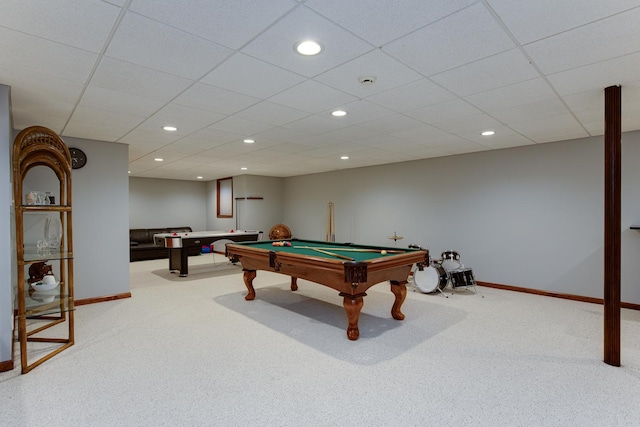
[408,246,481,297]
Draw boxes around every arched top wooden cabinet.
[12,125,75,374]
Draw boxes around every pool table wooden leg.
[243,270,257,301]
[341,294,364,340]
[290,277,298,291]
[390,281,407,321]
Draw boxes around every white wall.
[0,85,13,365]
[129,177,207,230]
[283,132,640,305]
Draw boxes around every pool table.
[225,238,429,340]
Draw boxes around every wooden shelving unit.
[12,126,75,374]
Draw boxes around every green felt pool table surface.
[235,239,420,262]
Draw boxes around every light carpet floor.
[1,254,639,426]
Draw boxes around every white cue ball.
[380,250,387,255]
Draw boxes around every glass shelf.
[18,205,71,212]
[23,293,73,318]
[22,246,73,263]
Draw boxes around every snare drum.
[413,264,448,293]
[440,250,461,271]
[450,268,476,288]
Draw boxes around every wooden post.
[603,85,621,367]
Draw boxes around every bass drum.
[413,264,448,293]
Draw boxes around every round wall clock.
[69,148,87,169]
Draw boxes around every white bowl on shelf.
[30,280,59,292]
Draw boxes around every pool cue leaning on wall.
[326,201,335,242]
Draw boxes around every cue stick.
[297,246,405,254]
[330,202,335,242]
[308,247,354,261]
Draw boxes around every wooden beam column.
[603,85,621,366]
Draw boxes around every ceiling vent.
[358,75,377,86]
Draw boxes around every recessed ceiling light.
[295,40,322,56]
[196,176,203,179]
[481,130,495,136]
[341,156,349,160]
[154,158,163,162]
[331,110,347,117]
[128,170,131,174]
[241,167,248,170]
[243,139,255,143]
[163,126,178,132]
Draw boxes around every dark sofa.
[129,227,201,262]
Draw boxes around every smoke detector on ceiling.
[358,75,377,86]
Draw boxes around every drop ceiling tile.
[491,98,570,125]
[525,7,640,74]
[253,127,310,143]
[405,99,481,125]
[269,80,357,114]
[69,105,146,129]
[389,124,453,144]
[464,78,557,112]
[143,103,227,133]
[207,116,275,136]
[152,141,206,156]
[508,114,589,143]
[365,78,457,112]
[172,83,260,116]
[358,114,426,134]
[235,101,310,126]
[105,12,232,80]
[0,66,84,104]
[359,135,429,152]
[0,27,98,83]
[63,120,133,143]
[321,99,395,125]
[305,0,476,46]
[129,0,297,49]
[322,125,381,142]
[177,128,246,149]
[10,97,74,135]
[383,3,515,76]
[90,57,193,102]
[241,6,374,78]
[314,49,423,97]
[430,48,540,97]
[547,52,640,96]
[488,0,640,44]
[119,128,182,146]
[0,0,121,52]
[79,85,166,117]
[200,53,306,99]
[473,131,534,150]
[435,113,506,136]
[281,114,351,135]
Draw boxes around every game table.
[154,230,262,276]
[225,238,429,340]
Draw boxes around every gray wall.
[129,177,207,230]
[208,174,284,234]
[64,136,129,300]
[0,85,13,364]
[283,132,640,305]
[128,175,284,236]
